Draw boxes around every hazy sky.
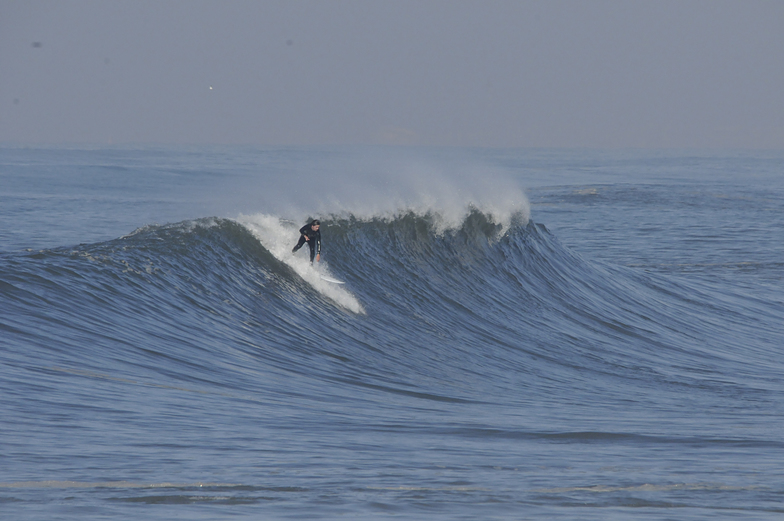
[2,0,783,148]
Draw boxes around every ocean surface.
[1,146,783,520]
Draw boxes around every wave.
[2,211,782,413]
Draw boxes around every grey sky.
[2,0,783,148]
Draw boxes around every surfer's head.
[311,219,320,230]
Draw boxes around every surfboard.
[319,274,345,285]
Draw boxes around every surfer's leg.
[307,241,316,263]
[292,235,307,253]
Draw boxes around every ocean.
[1,146,783,520]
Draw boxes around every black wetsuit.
[292,222,321,263]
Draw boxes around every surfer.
[291,219,321,263]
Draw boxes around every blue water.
[1,146,783,519]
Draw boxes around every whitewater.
[1,146,783,520]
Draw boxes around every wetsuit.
[292,221,321,263]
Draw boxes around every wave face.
[4,211,782,415]
[3,147,784,519]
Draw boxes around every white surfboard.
[319,274,345,284]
